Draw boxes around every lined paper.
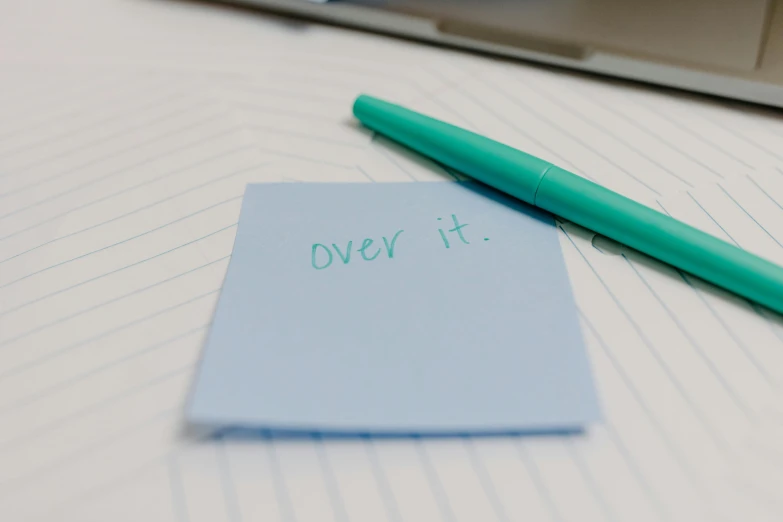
[1,2,783,520]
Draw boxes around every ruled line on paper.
[0,223,235,322]
[312,438,353,522]
[0,288,220,383]
[576,315,673,521]
[678,273,776,387]
[586,226,776,424]
[499,64,771,182]
[684,107,783,164]
[0,365,195,462]
[0,111,228,201]
[620,256,754,419]
[0,157,253,282]
[0,407,181,494]
[0,196,240,292]
[231,100,338,122]
[0,73,157,144]
[0,91,220,180]
[0,326,207,434]
[561,227,731,454]
[442,83,588,178]
[717,184,783,250]
[640,101,756,170]
[168,454,191,522]
[0,137,257,259]
[505,67,736,182]
[0,88,189,164]
[0,255,229,348]
[216,440,243,522]
[562,232,725,495]
[549,81,726,181]
[516,74,695,190]
[472,74,665,197]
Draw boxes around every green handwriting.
[312,230,404,270]
[437,214,470,248]
[311,213,487,270]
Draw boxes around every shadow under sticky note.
[186,182,600,436]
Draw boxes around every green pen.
[353,94,783,315]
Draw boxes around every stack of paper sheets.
[1,0,782,520]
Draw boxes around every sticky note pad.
[187,182,600,435]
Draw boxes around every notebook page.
[1,5,783,521]
[0,63,777,522]
[178,63,781,521]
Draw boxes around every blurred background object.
[220,0,783,107]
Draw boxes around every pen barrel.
[536,167,783,314]
[354,95,550,205]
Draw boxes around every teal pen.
[353,94,783,315]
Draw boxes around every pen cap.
[353,95,551,205]
[536,166,783,314]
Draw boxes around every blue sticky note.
[187,182,600,436]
